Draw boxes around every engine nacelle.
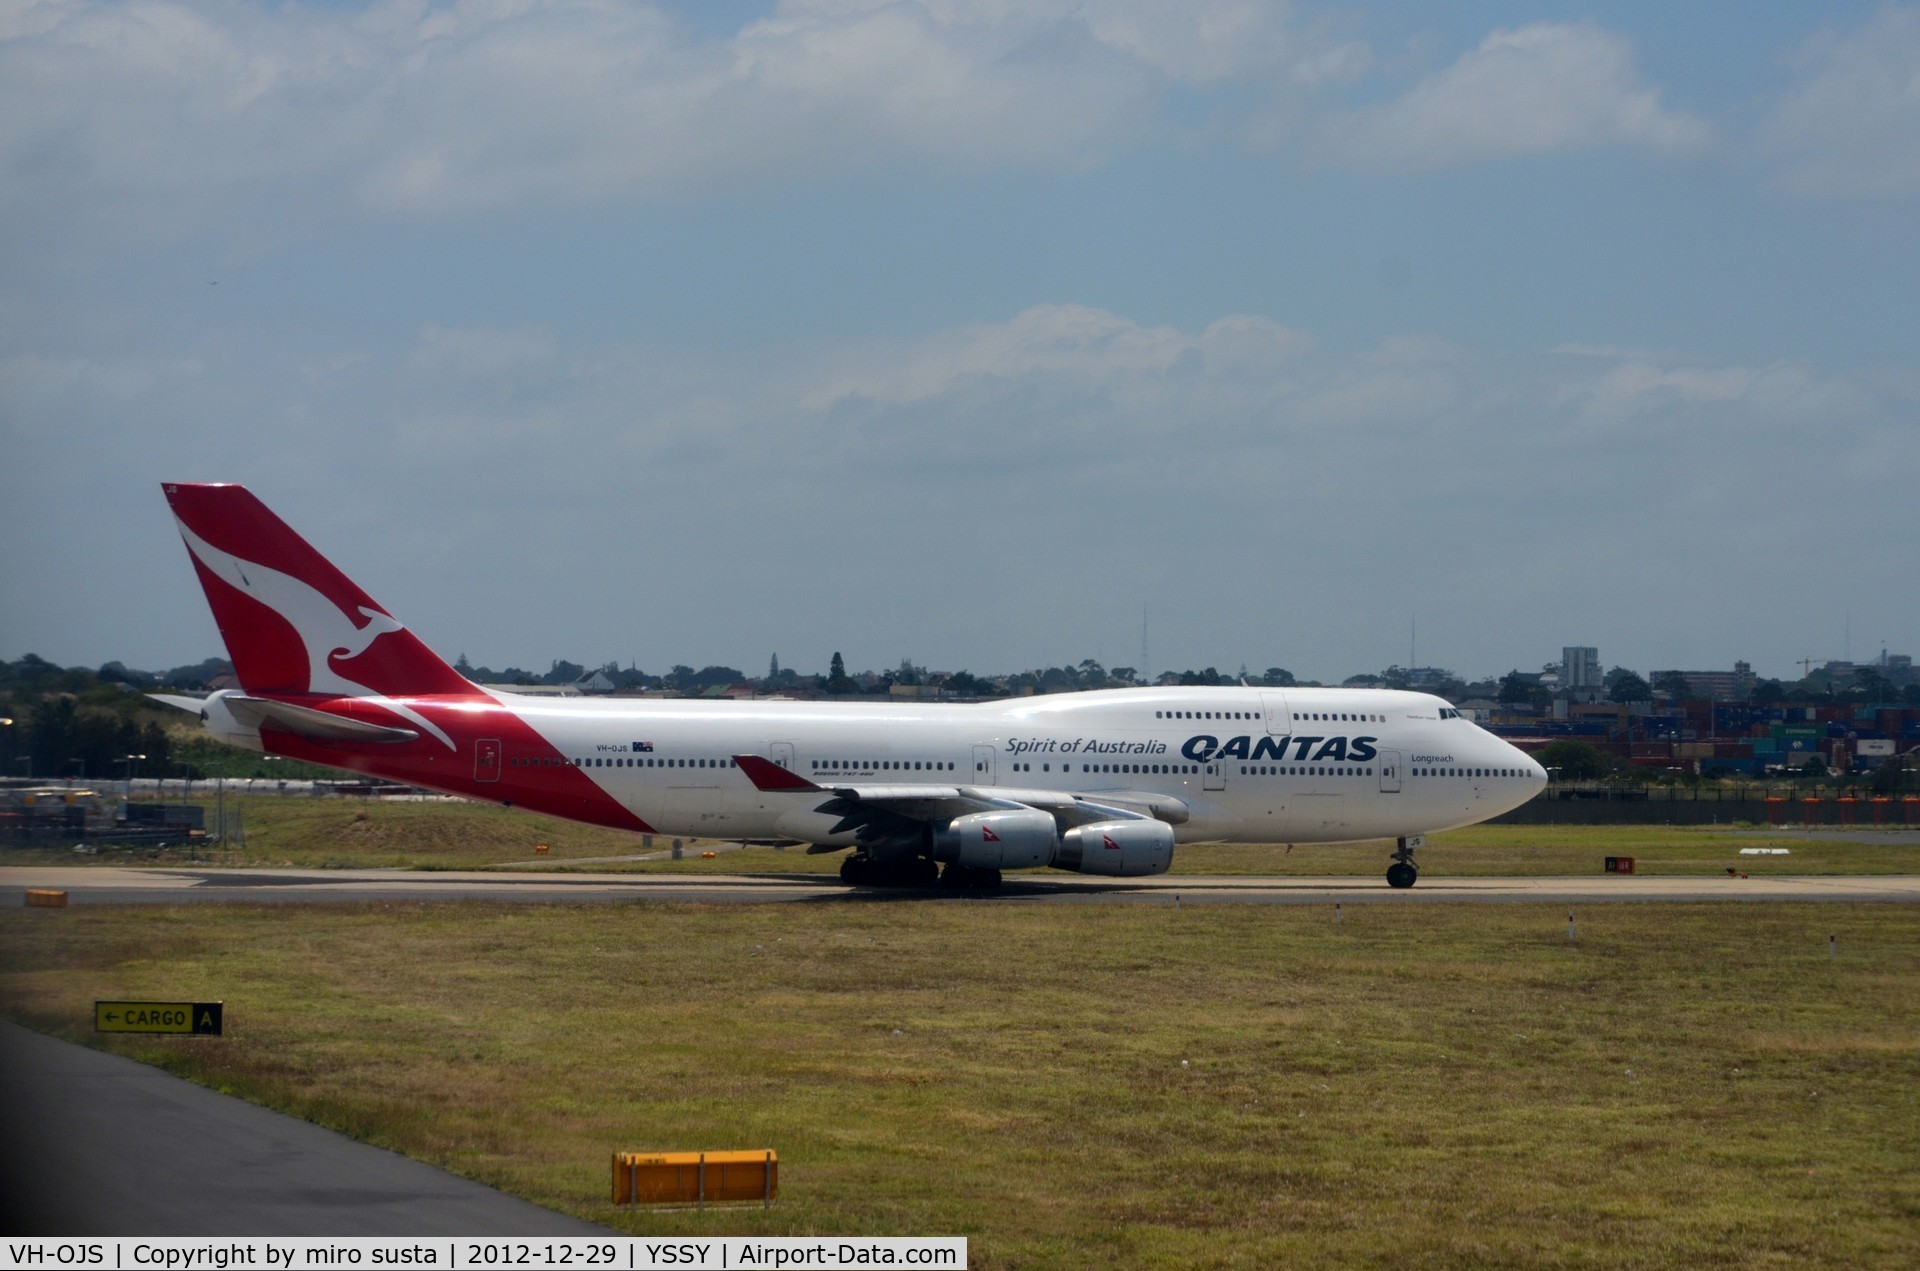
[1053,819,1175,877]
[932,809,1057,871]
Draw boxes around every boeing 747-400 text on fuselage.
[153,484,1546,888]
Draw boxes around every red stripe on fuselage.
[250,693,656,833]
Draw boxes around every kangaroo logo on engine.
[1182,734,1378,763]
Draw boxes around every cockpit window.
[1439,708,1461,720]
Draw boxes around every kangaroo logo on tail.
[166,483,465,749]
[176,522,411,689]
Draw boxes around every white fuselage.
[474,686,1545,844]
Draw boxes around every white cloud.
[1763,4,1920,196]
[1311,22,1710,168]
[8,299,1916,678]
[407,323,558,381]
[0,0,1354,237]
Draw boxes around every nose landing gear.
[1386,834,1424,889]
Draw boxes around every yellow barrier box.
[25,889,68,908]
[612,1150,777,1208]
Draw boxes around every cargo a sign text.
[95,1001,224,1035]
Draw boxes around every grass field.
[10,795,1919,880]
[3,899,1917,1266]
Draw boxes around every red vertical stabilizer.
[162,483,473,698]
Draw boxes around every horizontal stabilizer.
[147,693,209,715]
[227,695,419,744]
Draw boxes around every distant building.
[1652,661,1757,702]
[573,669,617,695]
[1562,646,1602,692]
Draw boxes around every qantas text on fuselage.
[152,483,1546,889]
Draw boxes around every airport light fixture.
[122,753,146,796]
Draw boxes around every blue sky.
[3,1,1916,684]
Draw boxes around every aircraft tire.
[1386,862,1418,889]
[843,855,938,888]
[939,864,1003,891]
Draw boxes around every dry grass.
[3,899,1917,1266]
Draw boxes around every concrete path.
[0,1022,606,1236]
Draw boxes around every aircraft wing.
[733,754,1188,857]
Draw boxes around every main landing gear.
[1386,835,1423,889]
[839,854,938,888]
[835,854,1004,892]
[938,863,1002,892]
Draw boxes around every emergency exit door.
[474,738,501,783]
[1378,749,1402,793]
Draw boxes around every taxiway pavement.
[0,1022,605,1235]
[4,866,1918,906]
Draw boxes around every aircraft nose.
[1505,741,1549,795]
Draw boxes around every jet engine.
[932,809,1057,871]
[1053,819,1175,876]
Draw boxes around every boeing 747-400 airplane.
[153,483,1545,889]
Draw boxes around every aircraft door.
[1259,692,1291,733]
[1203,760,1226,791]
[971,745,996,785]
[1378,749,1402,794]
[769,741,796,772]
[474,739,501,784]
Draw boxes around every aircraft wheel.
[939,864,1003,891]
[1386,862,1418,889]
[840,855,873,886]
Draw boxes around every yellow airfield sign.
[94,1001,224,1035]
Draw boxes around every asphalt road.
[5,865,1919,905]
[0,1022,607,1236]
